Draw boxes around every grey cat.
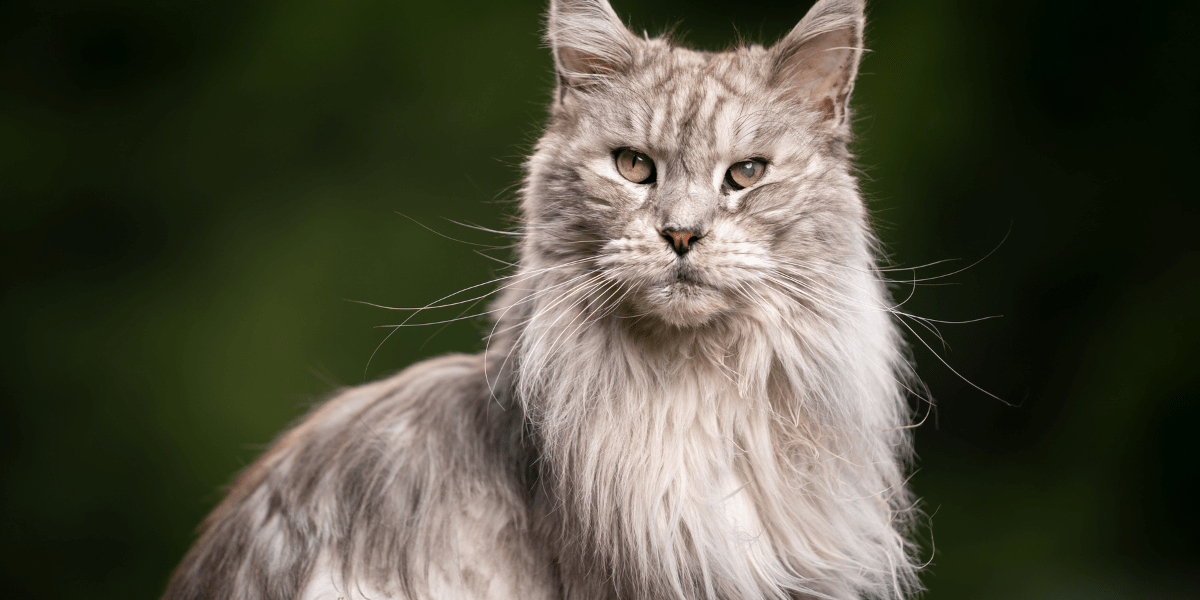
[163,1,921,598]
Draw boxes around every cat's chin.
[638,279,733,328]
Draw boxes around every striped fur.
[163,1,920,598]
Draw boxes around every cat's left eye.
[726,159,766,190]
[615,148,656,184]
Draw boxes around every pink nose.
[661,229,701,256]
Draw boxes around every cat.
[162,1,921,598]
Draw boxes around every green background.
[2,0,1197,597]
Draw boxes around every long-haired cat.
[163,1,920,598]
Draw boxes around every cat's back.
[164,353,556,600]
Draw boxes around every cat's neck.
[524,323,778,598]
[504,309,802,596]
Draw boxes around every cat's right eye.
[615,148,656,184]
[725,159,766,190]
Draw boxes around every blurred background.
[2,0,1196,597]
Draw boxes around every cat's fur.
[163,1,920,598]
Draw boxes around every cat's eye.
[726,159,766,190]
[615,148,656,184]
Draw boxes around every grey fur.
[163,1,920,598]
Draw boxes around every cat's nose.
[660,228,702,256]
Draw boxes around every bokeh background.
[3,0,1197,597]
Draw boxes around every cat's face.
[524,0,868,329]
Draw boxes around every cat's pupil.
[739,162,757,178]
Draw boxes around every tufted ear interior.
[770,0,866,127]
[546,0,637,99]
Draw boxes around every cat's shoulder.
[165,353,545,600]
[295,352,496,441]
[245,352,510,491]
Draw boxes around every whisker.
[892,315,1008,405]
[443,218,525,237]
[394,211,510,249]
[474,249,520,268]
[367,260,597,380]
[349,258,591,312]
[484,271,605,340]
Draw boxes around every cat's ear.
[769,0,866,127]
[546,0,637,98]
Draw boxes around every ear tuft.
[770,0,866,126]
[547,0,636,96]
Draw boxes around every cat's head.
[522,0,872,329]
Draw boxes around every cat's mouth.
[667,267,716,290]
[641,274,728,327]
[599,246,733,326]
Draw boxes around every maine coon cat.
[163,0,921,598]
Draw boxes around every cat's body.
[164,1,920,598]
